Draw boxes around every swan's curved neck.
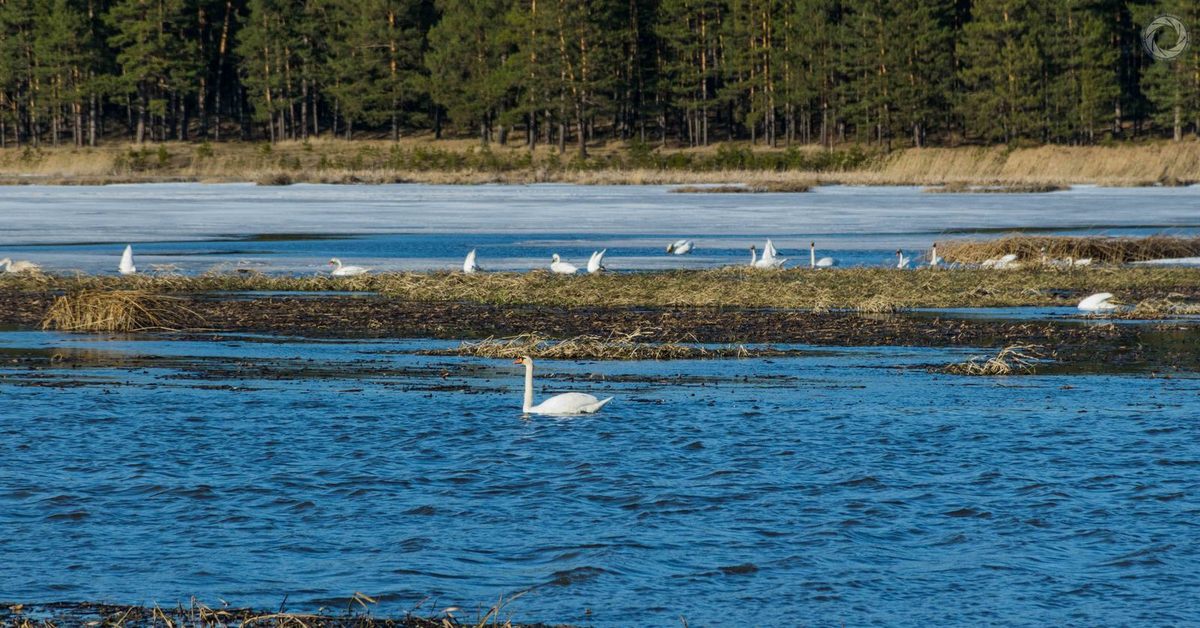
[522,361,535,412]
[810,245,815,268]
[749,248,757,265]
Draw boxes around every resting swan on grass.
[328,258,369,276]
[0,258,40,274]
[514,356,613,415]
[550,254,578,274]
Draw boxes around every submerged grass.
[5,265,1200,311]
[942,344,1045,375]
[1,598,548,628]
[41,290,203,332]
[425,331,787,360]
[938,235,1200,265]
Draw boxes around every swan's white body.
[515,356,612,415]
[587,249,607,274]
[1078,292,1118,312]
[550,254,578,274]
[750,240,786,269]
[667,239,694,255]
[0,258,40,273]
[896,250,910,269]
[463,249,480,273]
[119,245,137,275]
[329,258,369,276]
[810,242,835,268]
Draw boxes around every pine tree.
[957,0,1043,143]
[425,0,514,144]
[106,0,199,143]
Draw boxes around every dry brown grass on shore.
[41,290,203,332]
[5,266,1200,311]
[942,344,1044,375]
[3,139,1200,186]
[938,235,1200,265]
[425,331,784,360]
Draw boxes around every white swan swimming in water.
[810,242,835,268]
[1077,292,1118,312]
[328,258,369,276]
[550,254,578,274]
[119,245,137,275]
[749,240,786,269]
[514,355,613,415]
[667,239,694,255]
[896,249,910,269]
[587,249,607,274]
[463,249,480,273]
[0,258,40,274]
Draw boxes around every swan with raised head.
[328,258,369,276]
[587,249,607,274]
[514,356,613,415]
[896,249,910,269]
[667,239,694,255]
[1078,292,1118,312]
[810,242,835,268]
[463,249,480,273]
[119,245,137,275]
[929,243,942,268]
[550,254,578,275]
[0,258,40,274]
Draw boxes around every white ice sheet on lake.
[1,182,1199,245]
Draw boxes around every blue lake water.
[1,183,1199,273]
[2,331,1198,625]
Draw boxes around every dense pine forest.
[0,0,1198,153]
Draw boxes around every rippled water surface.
[2,332,1199,625]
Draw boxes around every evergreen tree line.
[1,0,1198,153]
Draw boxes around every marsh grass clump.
[1124,297,1200,318]
[670,181,811,193]
[924,182,1067,193]
[942,344,1044,375]
[425,331,794,360]
[255,171,294,186]
[939,235,1200,265]
[41,290,203,332]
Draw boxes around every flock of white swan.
[0,240,1159,415]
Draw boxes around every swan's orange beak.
[512,358,523,364]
